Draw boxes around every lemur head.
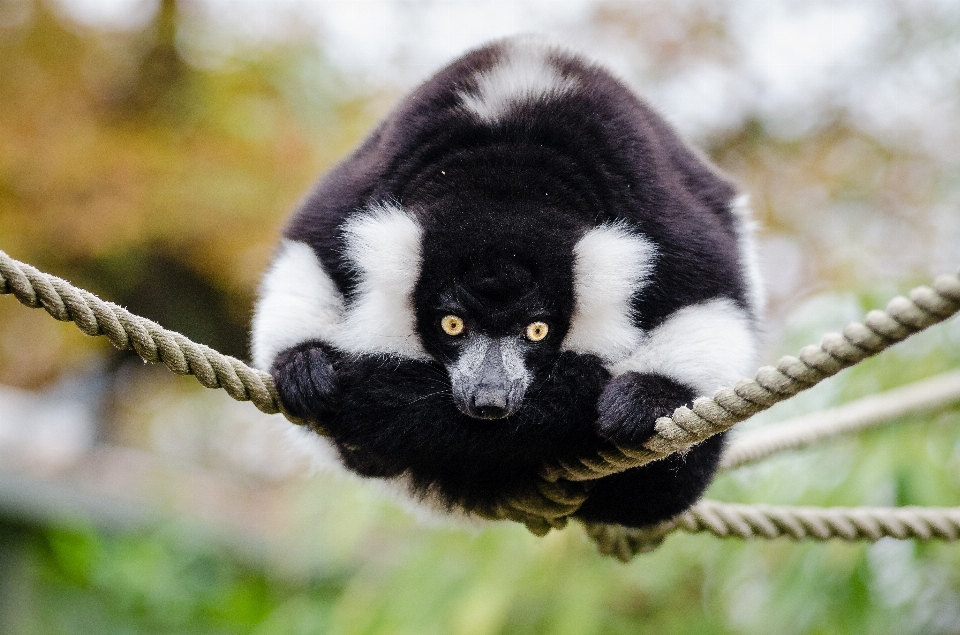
[413,201,579,421]
[422,253,563,419]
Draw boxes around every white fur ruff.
[251,240,344,371]
[609,297,758,397]
[562,223,657,363]
[251,203,428,371]
[339,202,429,360]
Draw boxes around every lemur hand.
[271,341,339,425]
[595,372,695,447]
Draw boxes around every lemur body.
[252,37,763,528]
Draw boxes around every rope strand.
[540,269,960,484]
[0,250,283,416]
[4,248,960,558]
[585,501,960,562]
[720,368,960,471]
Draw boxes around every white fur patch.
[499,338,531,385]
[460,37,579,122]
[730,194,766,319]
[450,335,531,388]
[251,203,428,370]
[562,223,657,363]
[609,298,758,397]
[251,240,344,371]
[284,425,344,475]
[452,334,492,379]
[338,202,429,360]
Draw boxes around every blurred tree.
[585,0,960,316]
[114,0,189,117]
[0,0,376,389]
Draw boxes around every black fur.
[330,351,610,510]
[596,372,696,447]
[260,38,754,528]
[575,434,727,527]
[271,341,339,424]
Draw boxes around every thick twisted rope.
[0,250,283,416]
[5,248,960,554]
[720,368,960,471]
[584,501,960,562]
[541,269,960,484]
[586,368,960,558]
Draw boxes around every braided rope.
[585,500,960,562]
[540,269,960,484]
[5,247,960,556]
[720,368,960,471]
[0,248,559,532]
[0,250,284,417]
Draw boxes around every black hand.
[596,372,695,447]
[270,341,339,425]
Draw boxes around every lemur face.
[411,199,579,421]
[422,257,561,419]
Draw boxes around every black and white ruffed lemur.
[251,36,764,529]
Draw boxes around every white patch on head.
[251,239,345,371]
[609,298,758,397]
[730,194,766,319]
[460,37,580,123]
[337,202,429,360]
[562,223,657,363]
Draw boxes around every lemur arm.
[579,296,758,528]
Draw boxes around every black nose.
[471,393,511,420]
[474,403,509,419]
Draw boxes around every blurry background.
[1,0,960,632]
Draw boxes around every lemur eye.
[526,322,549,342]
[441,315,465,336]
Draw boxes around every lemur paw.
[270,341,339,424]
[596,372,694,447]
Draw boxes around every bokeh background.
[2,0,960,632]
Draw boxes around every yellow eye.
[526,321,549,342]
[441,315,465,336]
